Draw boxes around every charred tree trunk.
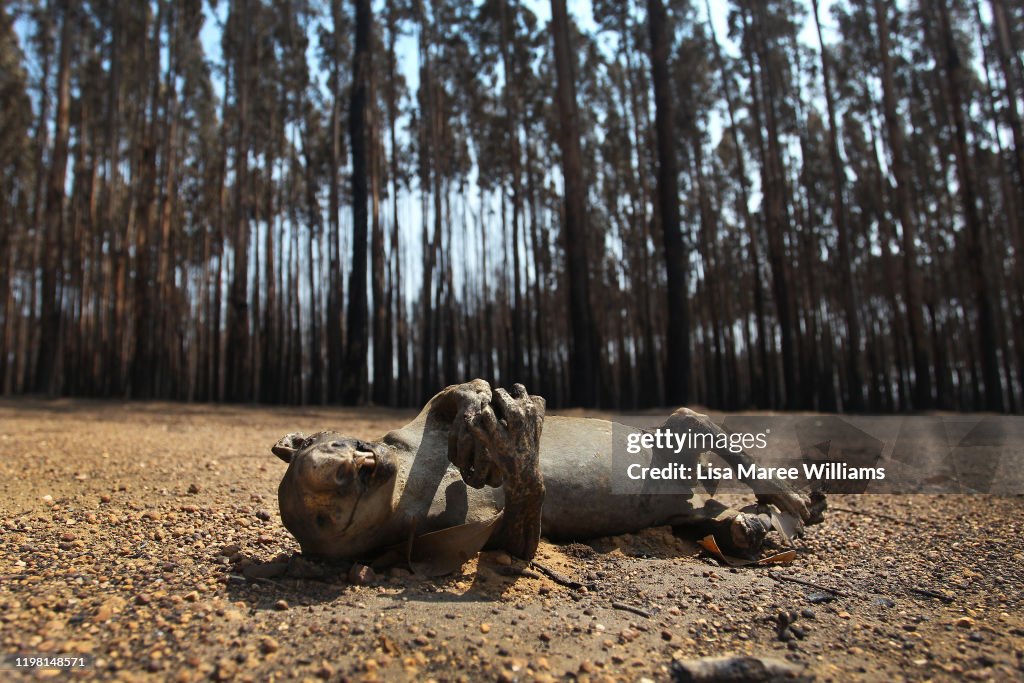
[344,0,371,405]
[34,0,73,395]
[989,0,1024,203]
[741,2,798,409]
[647,0,690,406]
[872,0,932,409]
[705,0,769,407]
[501,0,526,384]
[371,70,390,405]
[385,4,408,406]
[225,0,252,402]
[931,0,1004,411]
[326,0,346,403]
[811,0,863,411]
[417,0,437,402]
[550,0,599,407]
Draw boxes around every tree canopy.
[1,0,1022,412]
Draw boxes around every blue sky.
[196,0,840,103]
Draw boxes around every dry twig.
[768,572,848,597]
[528,561,591,590]
[611,601,653,618]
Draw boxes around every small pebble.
[214,659,236,681]
[348,563,376,585]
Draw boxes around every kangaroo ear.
[272,433,306,463]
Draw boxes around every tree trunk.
[371,66,390,405]
[811,0,863,410]
[647,0,690,406]
[34,0,73,395]
[871,0,932,409]
[931,0,1004,410]
[344,0,372,405]
[704,0,769,407]
[225,0,252,402]
[740,2,798,409]
[550,0,599,407]
[327,0,346,403]
[386,4,408,406]
[989,0,1024,208]
[416,0,437,401]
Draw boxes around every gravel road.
[1,400,1022,681]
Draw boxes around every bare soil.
[1,400,1022,682]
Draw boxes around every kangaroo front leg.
[430,380,546,559]
[481,385,546,560]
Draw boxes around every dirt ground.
[1,399,1022,682]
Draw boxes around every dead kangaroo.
[271,380,825,574]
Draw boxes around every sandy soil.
[1,399,1022,682]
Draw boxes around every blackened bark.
[34,0,72,395]
[741,2,798,409]
[812,0,863,411]
[872,0,933,409]
[932,0,1004,411]
[705,0,769,407]
[327,0,346,403]
[647,0,690,406]
[989,0,1024,199]
[344,0,372,405]
[550,0,599,407]
[385,5,408,406]
[371,72,390,406]
[225,0,252,402]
